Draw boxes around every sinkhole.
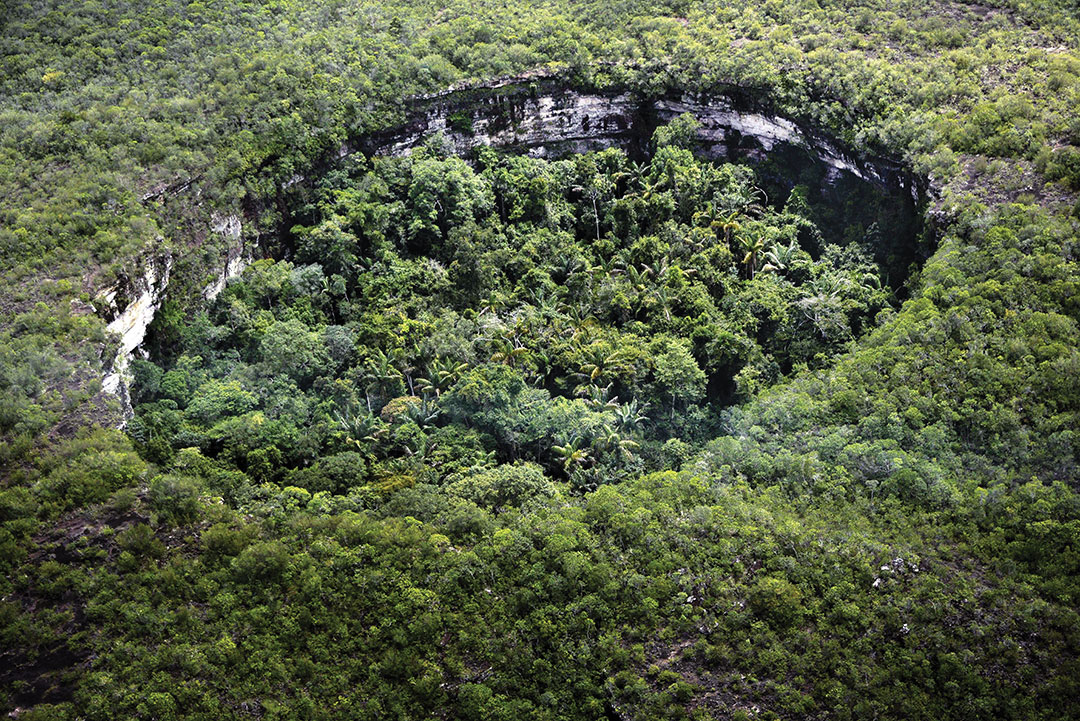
[132,81,935,485]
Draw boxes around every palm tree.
[563,308,598,344]
[625,264,650,295]
[403,434,438,461]
[530,287,562,320]
[595,425,640,466]
[405,396,440,429]
[317,275,339,323]
[761,238,801,274]
[551,254,584,285]
[524,350,551,387]
[679,228,710,257]
[807,273,851,299]
[744,186,768,218]
[736,230,767,280]
[335,403,387,450]
[691,201,721,230]
[721,214,742,247]
[641,257,672,281]
[797,273,855,340]
[572,172,615,241]
[489,337,529,367]
[479,290,504,317]
[649,284,674,322]
[552,435,590,473]
[619,160,651,194]
[417,357,469,398]
[364,349,403,400]
[613,398,650,437]
[591,254,624,278]
[400,343,423,396]
[698,207,744,247]
[578,382,619,410]
[577,347,630,387]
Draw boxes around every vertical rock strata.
[99,255,173,408]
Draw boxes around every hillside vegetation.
[2,0,1080,719]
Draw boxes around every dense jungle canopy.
[1,0,1080,719]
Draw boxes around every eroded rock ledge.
[348,77,928,203]
[96,214,251,423]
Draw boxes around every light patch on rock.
[204,213,253,301]
[203,251,253,301]
[101,256,172,401]
[368,87,885,188]
[210,213,242,240]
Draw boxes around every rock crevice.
[97,212,253,422]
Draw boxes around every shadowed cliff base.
[344,78,935,290]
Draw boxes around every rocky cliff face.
[352,79,928,203]
[346,77,930,291]
[203,213,254,302]
[97,77,931,423]
[97,254,173,417]
[96,212,252,423]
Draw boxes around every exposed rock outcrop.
[98,254,173,417]
[350,78,928,204]
[100,74,933,423]
[97,212,253,423]
[203,213,253,301]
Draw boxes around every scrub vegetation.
[1,0,1079,719]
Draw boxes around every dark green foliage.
[6,472,1080,720]
[121,135,894,505]
[3,0,1080,718]
[148,475,202,526]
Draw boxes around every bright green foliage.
[3,0,1080,717]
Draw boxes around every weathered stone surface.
[98,211,253,422]
[203,213,253,301]
[99,254,172,416]
[350,79,929,203]
[102,75,933,423]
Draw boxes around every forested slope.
[2,0,1080,719]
